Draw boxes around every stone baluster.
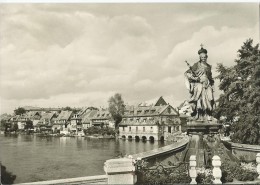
[104,158,136,184]
[212,155,222,184]
[256,153,260,179]
[189,155,197,184]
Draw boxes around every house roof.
[56,111,73,121]
[81,110,98,123]
[92,109,111,120]
[0,114,12,121]
[24,111,41,119]
[39,112,55,121]
[123,104,178,117]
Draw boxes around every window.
[129,127,131,131]
[137,110,142,114]
[123,127,125,131]
[168,126,171,133]
[136,127,138,131]
[145,110,149,114]
[151,127,153,131]
[130,111,134,114]
[168,108,171,114]
[143,119,146,122]
[143,127,145,132]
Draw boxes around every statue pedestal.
[187,119,222,135]
[183,118,222,167]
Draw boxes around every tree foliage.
[214,39,260,144]
[24,120,34,130]
[1,164,16,184]
[108,93,125,129]
[14,107,26,115]
[63,106,78,113]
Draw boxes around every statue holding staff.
[184,45,215,121]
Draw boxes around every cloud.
[163,24,259,74]
[0,4,259,114]
[0,6,156,102]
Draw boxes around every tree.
[1,164,16,184]
[108,93,125,129]
[63,106,78,113]
[14,107,26,115]
[12,123,18,132]
[214,39,260,144]
[1,119,11,132]
[24,120,34,130]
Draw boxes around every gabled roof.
[56,111,73,121]
[124,105,164,117]
[81,110,98,123]
[92,109,111,120]
[154,96,168,106]
[0,114,12,121]
[25,111,41,119]
[39,112,55,121]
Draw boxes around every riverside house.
[91,109,114,128]
[52,111,73,134]
[24,111,41,128]
[81,109,99,129]
[119,97,181,141]
[36,112,56,133]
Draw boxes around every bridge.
[131,135,189,160]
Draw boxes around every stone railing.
[228,141,260,161]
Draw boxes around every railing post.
[212,155,222,184]
[104,158,136,184]
[256,153,260,179]
[189,155,197,184]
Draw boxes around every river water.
[0,134,166,183]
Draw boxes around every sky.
[0,3,259,114]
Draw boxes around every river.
[0,134,166,183]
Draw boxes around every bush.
[1,164,16,184]
[196,172,214,184]
[84,126,116,136]
[221,161,258,182]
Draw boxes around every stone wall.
[229,142,260,161]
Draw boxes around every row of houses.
[1,97,187,140]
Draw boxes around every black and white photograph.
[0,1,259,184]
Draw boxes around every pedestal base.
[187,119,222,135]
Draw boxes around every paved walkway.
[131,136,189,160]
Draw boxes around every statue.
[184,45,214,121]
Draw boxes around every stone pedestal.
[104,158,136,184]
[186,119,222,135]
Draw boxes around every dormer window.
[137,110,142,114]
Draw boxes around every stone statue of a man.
[184,45,215,121]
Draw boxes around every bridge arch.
[149,136,155,142]
[135,136,140,141]
[160,136,164,142]
[128,135,133,140]
[122,135,126,139]
[142,136,147,141]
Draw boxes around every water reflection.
[0,134,166,183]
